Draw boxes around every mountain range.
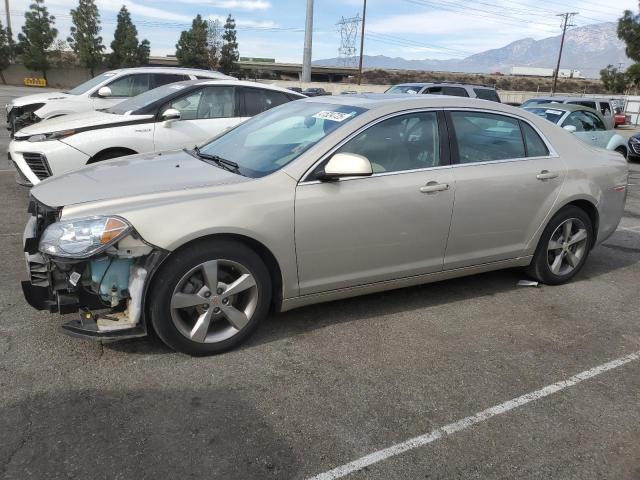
[313,22,629,78]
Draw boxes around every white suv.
[5,67,234,134]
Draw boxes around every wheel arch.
[143,233,285,326]
[87,147,138,164]
[547,197,599,249]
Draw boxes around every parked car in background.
[385,82,501,102]
[523,103,628,157]
[521,96,615,129]
[287,87,303,94]
[5,67,233,134]
[21,95,627,355]
[302,87,331,97]
[613,107,629,128]
[10,80,304,185]
[627,133,640,162]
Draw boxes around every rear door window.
[152,73,188,88]
[242,88,291,116]
[600,102,612,117]
[449,111,525,163]
[442,86,469,97]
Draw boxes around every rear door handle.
[536,170,559,181]
[419,182,449,193]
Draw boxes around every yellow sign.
[24,77,47,87]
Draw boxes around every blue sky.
[3,0,636,62]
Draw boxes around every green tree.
[600,64,629,93]
[175,14,209,68]
[18,0,58,81]
[0,21,15,84]
[219,14,238,75]
[109,6,150,68]
[626,62,640,88]
[618,5,640,62]
[68,0,105,76]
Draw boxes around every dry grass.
[360,69,606,94]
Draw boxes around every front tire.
[615,146,628,159]
[149,240,272,355]
[526,206,593,285]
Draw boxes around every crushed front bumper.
[21,197,164,341]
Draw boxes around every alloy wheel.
[546,218,589,276]
[170,259,259,343]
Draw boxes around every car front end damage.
[22,197,167,341]
[6,103,45,134]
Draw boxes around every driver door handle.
[419,182,449,193]
[536,170,559,181]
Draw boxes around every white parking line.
[308,350,640,480]
[0,233,20,236]
[618,226,640,233]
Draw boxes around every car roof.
[299,93,509,110]
[103,66,233,79]
[166,79,306,96]
[524,103,597,112]
[393,82,495,89]
[526,96,609,104]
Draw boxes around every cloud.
[171,0,271,9]
[206,15,278,28]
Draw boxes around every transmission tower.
[336,15,361,67]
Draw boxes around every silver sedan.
[22,95,628,355]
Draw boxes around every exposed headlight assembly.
[629,136,640,144]
[28,129,76,142]
[39,216,131,258]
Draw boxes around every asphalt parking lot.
[1,85,640,479]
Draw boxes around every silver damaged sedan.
[22,95,628,355]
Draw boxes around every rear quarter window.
[473,88,501,102]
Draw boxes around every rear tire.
[526,206,593,285]
[149,240,272,355]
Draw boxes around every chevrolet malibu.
[22,96,628,355]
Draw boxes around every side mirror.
[161,108,181,127]
[319,153,373,181]
[563,125,577,133]
[97,86,112,98]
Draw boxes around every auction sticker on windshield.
[312,111,354,122]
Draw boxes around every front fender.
[606,133,627,152]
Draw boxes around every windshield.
[106,83,189,115]
[197,102,366,178]
[524,107,565,124]
[385,85,422,94]
[67,72,118,95]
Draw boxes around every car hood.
[15,111,152,137]
[11,91,74,108]
[31,149,249,208]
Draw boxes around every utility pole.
[301,0,313,84]
[357,0,367,85]
[4,0,11,37]
[551,12,577,95]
